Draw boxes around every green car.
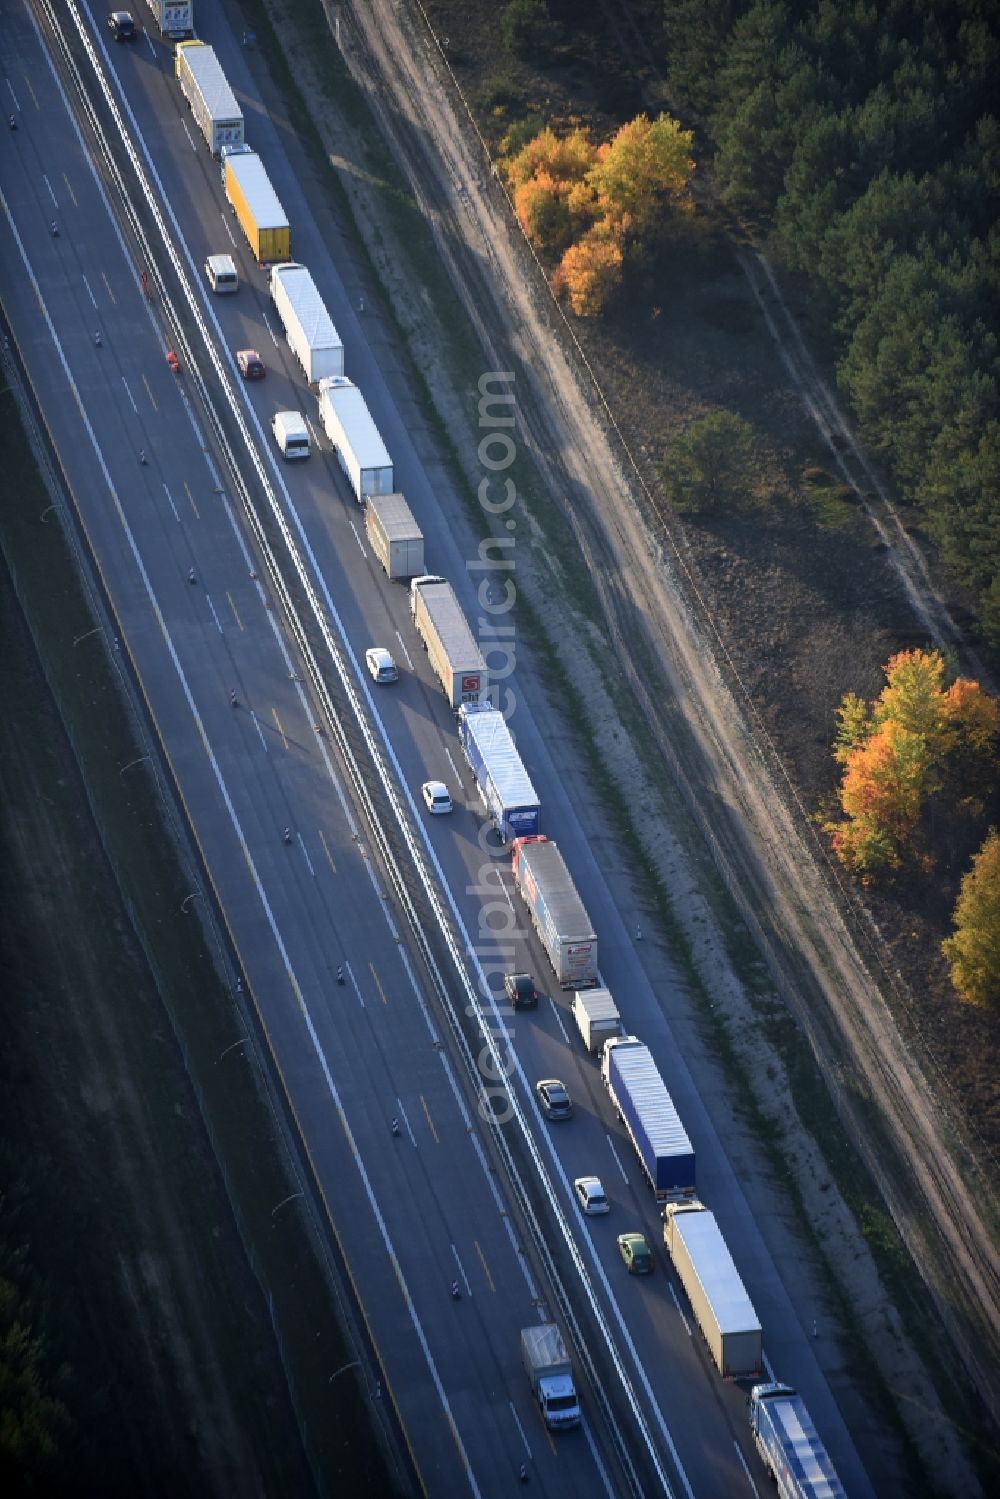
[617,1232,653,1275]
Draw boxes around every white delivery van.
[271,411,310,460]
[204,253,238,293]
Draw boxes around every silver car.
[421,780,453,815]
[573,1176,610,1215]
[536,1078,573,1120]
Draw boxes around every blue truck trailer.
[600,1036,696,1201]
[458,704,540,843]
[749,1384,845,1499]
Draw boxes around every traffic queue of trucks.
[198,60,399,510]
[164,23,846,1485]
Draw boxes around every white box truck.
[572,988,622,1053]
[269,263,344,384]
[174,42,243,156]
[143,0,193,38]
[365,492,424,579]
[317,377,393,500]
[271,411,310,461]
[520,1325,580,1431]
[409,575,487,709]
[662,1201,762,1378]
[511,835,598,988]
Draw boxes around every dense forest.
[661,0,1000,645]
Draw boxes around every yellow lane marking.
[227,592,243,630]
[272,707,288,750]
[474,1240,495,1293]
[368,963,390,1006]
[390,1252,408,1298]
[183,480,199,520]
[142,374,157,410]
[446,1410,466,1467]
[420,1095,440,1145]
[101,270,117,305]
[62,173,77,207]
[319,829,337,874]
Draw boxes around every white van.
[204,254,238,293]
[272,411,310,460]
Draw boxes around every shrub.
[501,0,562,62]
[659,412,756,513]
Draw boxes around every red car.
[236,349,265,379]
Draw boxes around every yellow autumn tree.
[505,126,595,192]
[552,229,623,316]
[587,113,695,237]
[505,113,695,314]
[943,677,1000,755]
[827,649,999,876]
[942,829,1000,1007]
[875,649,952,758]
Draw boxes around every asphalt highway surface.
[0,3,876,1496]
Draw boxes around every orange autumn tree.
[826,649,998,876]
[505,113,694,315]
[507,126,598,255]
[551,228,624,316]
[830,720,930,873]
[512,172,575,255]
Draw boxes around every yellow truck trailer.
[221,147,290,264]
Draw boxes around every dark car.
[107,10,136,40]
[535,1079,573,1120]
[236,348,265,380]
[504,972,538,1010]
